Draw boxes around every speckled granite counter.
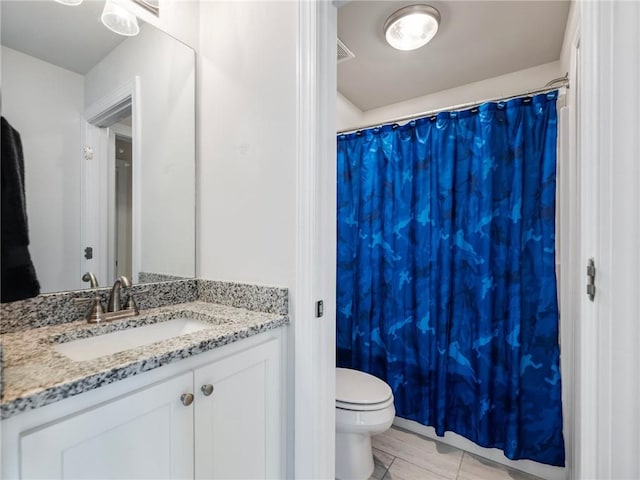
[0,299,288,420]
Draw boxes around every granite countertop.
[0,301,288,420]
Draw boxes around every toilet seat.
[336,368,394,411]
[336,396,394,411]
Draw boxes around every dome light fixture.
[101,0,140,37]
[54,0,84,5]
[384,4,440,51]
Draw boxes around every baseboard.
[392,417,569,480]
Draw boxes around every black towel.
[1,116,40,302]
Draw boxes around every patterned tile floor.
[369,427,543,480]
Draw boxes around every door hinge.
[83,146,93,160]
[316,300,324,318]
[586,258,596,301]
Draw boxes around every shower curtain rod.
[337,73,570,135]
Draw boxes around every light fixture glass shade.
[101,0,140,37]
[384,5,440,51]
[54,0,84,5]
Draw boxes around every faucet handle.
[81,272,99,288]
[124,293,139,315]
[85,296,106,323]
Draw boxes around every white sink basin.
[54,318,214,362]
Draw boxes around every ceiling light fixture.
[384,4,440,51]
[101,0,140,37]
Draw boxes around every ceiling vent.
[337,38,355,64]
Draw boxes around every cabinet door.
[194,338,281,479]
[20,372,194,479]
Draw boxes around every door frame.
[558,6,581,479]
[294,1,337,479]
[578,1,640,479]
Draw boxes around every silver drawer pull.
[181,393,194,406]
[201,384,214,396]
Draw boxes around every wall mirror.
[1,0,195,295]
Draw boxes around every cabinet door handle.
[181,393,194,406]
[201,384,214,396]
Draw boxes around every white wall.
[1,46,84,293]
[84,24,196,279]
[197,1,297,286]
[336,92,363,132]
[125,0,199,50]
[338,61,563,132]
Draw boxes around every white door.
[21,372,194,479]
[194,339,281,479]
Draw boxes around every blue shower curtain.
[336,92,564,466]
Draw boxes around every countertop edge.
[1,307,288,420]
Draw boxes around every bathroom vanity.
[0,280,289,479]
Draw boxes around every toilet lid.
[336,368,393,407]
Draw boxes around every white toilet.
[335,368,396,480]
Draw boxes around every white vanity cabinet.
[194,337,281,479]
[20,372,194,479]
[1,331,284,480]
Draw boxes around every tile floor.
[369,427,543,480]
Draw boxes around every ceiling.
[1,1,129,74]
[338,1,571,111]
[2,1,570,107]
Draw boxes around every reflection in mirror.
[115,127,133,280]
[132,0,159,16]
[0,0,195,296]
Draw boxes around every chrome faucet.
[107,276,131,312]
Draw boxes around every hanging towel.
[1,116,40,302]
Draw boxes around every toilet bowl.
[335,368,395,480]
